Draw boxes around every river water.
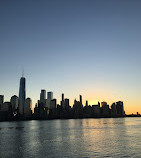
[0,118,141,158]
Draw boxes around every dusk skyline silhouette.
[0,0,141,114]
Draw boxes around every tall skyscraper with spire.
[19,75,26,115]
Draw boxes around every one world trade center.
[19,76,26,115]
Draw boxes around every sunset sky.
[0,0,141,114]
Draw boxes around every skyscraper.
[0,95,4,111]
[10,95,18,113]
[19,77,26,115]
[116,101,125,116]
[61,93,65,108]
[24,98,32,118]
[47,92,53,100]
[101,102,110,117]
[62,93,64,101]
[65,99,69,108]
[80,95,83,108]
[46,92,53,109]
[0,95,4,105]
[85,100,88,106]
[40,89,46,103]
[50,99,56,109]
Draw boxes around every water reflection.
[0,118,141,158]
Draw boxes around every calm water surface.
[0,118,141,158]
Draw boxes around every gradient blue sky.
[0,0,141,114]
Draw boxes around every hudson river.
[0,118,141,158]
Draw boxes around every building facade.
[19,77,26,115]
[10,95,18,113]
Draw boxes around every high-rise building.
[1,102,12,111]
[101,101,110,117]
[19,77,26,115]
[80,95,83,108]
[65,99,69,108]
[111,103,117,117]
[73,98,83,118]
[10,95,18,113]
[62,93,64,101]
[101,102,107,107]
[40,89,46,104]
[47,92,53,100]
[61,93,65,108]
[116,101,125,116]
[0,95,4,111]
[46,99,51,109]
[50,99,56,109]
[80,95,82,105]
[0,95,4,105]
[24,98,32,118]
[46,92,53,109]
[85,100,88,106]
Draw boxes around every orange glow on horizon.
[88,100,99,106]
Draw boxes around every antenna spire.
[22,68,24,77]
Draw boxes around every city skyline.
[0,74,140,115]
[0,75,128,121]
[1,0,141,114]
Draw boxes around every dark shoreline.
[0,115,140,122]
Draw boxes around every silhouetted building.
[1,102,11,111]
[80,95,82,105]
[0,102,13,121]
[35,100,48,120]
[40,89,46,105]
[116,101,125,117]
[19,77,26,115]
[62,93,64,101]
[0,95,4,111]
[92,104,100,117]
[61,93,65,108]
[65,99,70,108]
[83,101,91,118]
[10,95,18,113]
[34,103,40,119]
[0,95,4,105]
[50,99,56,109]
[101,102,110,117]
[73,98,83,118]
[45,92,53,109]
[45,99,50,108]
[85,100,88,107]
[24,98,32,118]
[111,103,117,117]
[47,92,53,100]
